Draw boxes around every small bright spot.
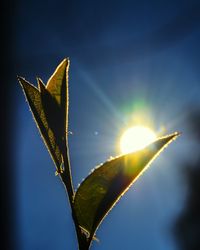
[120,125,156,154]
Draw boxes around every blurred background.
[1,0,200,249]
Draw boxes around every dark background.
[1,0,200,249]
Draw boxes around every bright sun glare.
[120,125,157,154]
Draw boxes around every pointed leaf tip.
[18,59,71,171]
[46,58,69,104]
[74,132,179,241]
[37,77,46,91]
[18,76,37,91]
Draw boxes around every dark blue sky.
[15,1,200,249]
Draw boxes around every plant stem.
[60,150,74,205]
[60,141,91,250]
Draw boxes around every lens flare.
[120,125,156,154]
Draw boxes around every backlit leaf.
[46,58,69,107]
[18,59,69,171]
[74,132,179,240]
[46,58,69,139]
[38,78,65,153]
[18,77,63,170]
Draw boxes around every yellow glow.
[120,125,156,154]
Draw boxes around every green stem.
[60,150,74,205]
[60,141,92,250]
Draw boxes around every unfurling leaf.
[74,132,179,241]
[18,58,69,171]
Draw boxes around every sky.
[13,1,200,249]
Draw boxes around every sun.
[120,125,156,154]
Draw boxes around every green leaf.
[18,77,63,170]
[18,58,70,171]
[74,132,179,240]
[38,78,65,153]
[46,58,69,137]
[46,58,69,107]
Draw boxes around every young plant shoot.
[18,58,179,250]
